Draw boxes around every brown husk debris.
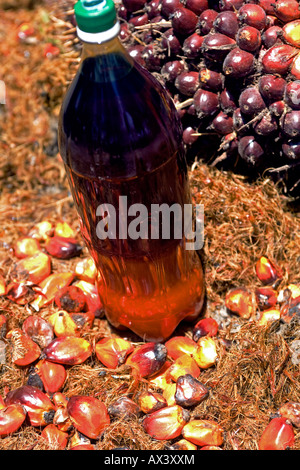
[0,0,300,451]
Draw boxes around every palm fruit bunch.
[115,0,300,198]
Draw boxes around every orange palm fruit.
[258,417,295,450]
[31,272,74,310]
[41,423,68,450]
[126,342,168,378]
[291,52,300,79]
[95,337,134,369]
[45,236,82,260]
[52,392,69,410]
[28,220,53,241]
[6,282,35,305]
[36,359,67,394]
[68,429,93,449]
[5,385,55,427]
[73,280,103,318]
[162,383,177,406]
[43,336,92,365]
[22,315,54,349]
[255,286,278,310]
[278,402,300,428]
[6,328,41,366]
[54,285,87,313]
[282,19,300,46]
[137,390,167,414]
[167,355,200,382]
[0,396,6,410]
[165,336,197,360]
[148,360,172,390]
[257,308,281,326]
[175,374,209,407]
[193,318,219,341]
[54,221,76,239]
[107,396,140,419]
[182,419,224,446]
[0,274,6,296]
[168,439,197,450]
[14,237,41,259]
[200,445,223,450]
[193,337,218,369]
[13,251,52,285]
[75,257,97,284]
[48,310,79,337]
[67,395,110,439]
[255,256,283,286]
[70,311,95,331]
[71,444,95,450]
[0,314,7,338]
[0,404,27,437]
[53,406,72,432]
[225,287,255,319]
[142,405,190,440]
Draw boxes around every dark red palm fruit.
[185,0,208,15]
[201,33,236,61]
[183,127,199,145]
[172,7,198,36]
[284,81,300,110]
[193,317,219,341]
[239,87,266,115]
[142,44,162,71]
[255,256,283,285]
[258,417,294,450]
[261,44,298,75]
[127,44,146,67]
[269,100,286,116]
[236,25,261,52]
[281,111,300,138]
[238,135,264,166]
[54,285,87,313]
[161,28,182,55]
[220,88,237,112]
[125,342,168,378]
[183,33,204,59]
[233,108,250,134]
[223,48,255,78]
[273,0,300,22]
[107,396,141,419]
[258,75,286,103]
[282,139,300,159]
[175,71,199,96]
[5,385,55,427]
[213,11,239,38]
[255,286,278,310]
[175,374,209,407]
[45,236,82,260]
[199,68,223,92]
[119,23,130,42]
[258,0,277,15]
[22,315,54,349]
[193,89,219,118]
[160,0,182,18]
[67,396,110,439]
[253,113,278,135]
[161,60,186,82]
[238,4,267,31]
[279,402,300,428]
[219,0,244,11]
[122,0,147,13]
[128,12,149,27]
[142,405,190,440]
[145,0,161,19]
[118,4,128,20]
[199,9,218,35]
[291,54,300,80]
[0,404,27,437]
[262,26,283,48]
[211,111,234,135]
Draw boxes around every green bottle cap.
[74,0,117,34]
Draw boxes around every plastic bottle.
[58,0,204,342]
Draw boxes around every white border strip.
[76,21,120,43]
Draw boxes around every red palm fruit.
[211,111,234,135]
[31,272,74,311]
[199,9,218,35]
[258,0,276,15]
[200,445,223,450]
[258,417,294,450]
[182,419,224,446]
[220,88,237,112]
[262,44,298,75]
[129,13,149,27]
[183,127,199,145]
[107,396,141,419]
[36,359,67,394]
[273,0,300,22]
[0,404,27,437]
[199,68,223,91]
[183,34,204,59]
[213,11,239,38]
[13,251,52,285]
[126,342,167,378]
[43,336,92,365]
[236,25,261,52]
[185,0,208,15]
[255,256,283,285]
[219,0,244,10]
[225,287,255,318]
[193,337,218,369]
[122,0,147,12]
[95,337,134,369]
[255,286,278,310]
[239,87,266,115]
[175,374,209,407]
[169,438,197,450]
[52,392,68,410]
[142,405,190,440]
[22,315,54,349]
[175,71,199,96]
[165,336,197,360]
[67,395,110,439]
[48,310,79,337]
[6,328,41,366]
[14,237,40,259]
[161,60,187,82]
[6,282,34,305]
[137,390,167,414]
[166,354,200,381]
[279,402,300,428]
[68,429,93,449]
[238,4,267,30]
[45,236,82,259]
[145,0,161,19]
[54,285,87,313]
[282,19,300,47]
[74,257,97,284]
[73,280,103,318]
[284,81,300,110]
[41,423,68,450]
[5,385,55,426]
[254,113,278,135]
[193,89,219,118]
[282,139,300,159]
[0,314,7,338]
[281,110,300,137]
[193,317,219,341]
[171,7,198,36]
[258,75,286,103]
[201,33,236,61]
[161,28,181,55]
[262,25,283,48]
[28,220,53,241]
[257,307,281,326]
[223,48,254,78]
[71,444,95,450]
